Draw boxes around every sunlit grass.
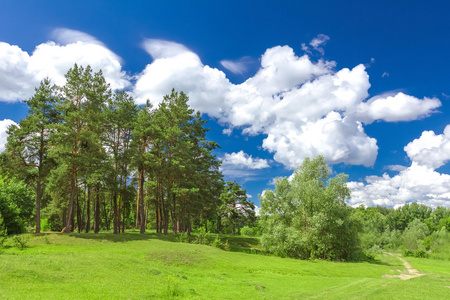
[0,232,449,299]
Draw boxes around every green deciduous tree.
[0,175,34,235]
[260,156,361,260]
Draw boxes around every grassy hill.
[1,232,449,299]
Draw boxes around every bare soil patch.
[382,253,425,280]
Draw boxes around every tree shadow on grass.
[67,230,180,243]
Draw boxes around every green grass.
[1,232,450,299]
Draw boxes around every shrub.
[194,227,208,245]
[402,249,414,257]
[224,240,230,251]
[423,236,434,250]
[413,250,429,258]
[0,211,7,251]
[210,235,225,250]
[12,234,31,250]
[0,176,34,235]
[176,233,190,243]
[240,226,255,237]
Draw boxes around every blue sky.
[1,0,450,209]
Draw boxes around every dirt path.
[383,253,425,280]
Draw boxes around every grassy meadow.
[1,232,449,299]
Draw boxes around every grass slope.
[1,232,449,299]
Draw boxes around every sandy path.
[383,253,425,280]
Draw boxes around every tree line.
[0,64,255,235]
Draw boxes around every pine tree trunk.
[77,193,82,233]
[35,169,41,234]
[65,169,77,233]
[85,186,91,233]
[139,167,146,234]
[113,190,118,234]
[94,185,100,233]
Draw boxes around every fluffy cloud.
[0,29,129,101]
[0,119,17,152]
[348,125,450,208]
[220,151,270,182]
[222,151,270,169]
[133,39,231,116]
[1,33,441,171]
[133,39,441,169]
[404,125,450,169]
[355,92,441,124]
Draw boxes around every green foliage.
[423,236,433,250]
[437,216,450,231]
[210,235,225,250]
[260,156,361,260]
[175,232,190,243]
[402,219,429,251]
[218,181,255,235]
[0,211,7,249]
[402,249,429,258]
[12,234,31,250]
[194,227,208,245]
[224,240,230,251]
[240,226,255,237]
[0,175,34,235]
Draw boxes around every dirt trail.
[383,253,425,280]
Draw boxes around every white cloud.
[222,150,269,169]
[220,56,253,74]
[355,92,440,124]
[133,39,231,116]
[0,119,17,152]
[220,151,270,182]
[133,39,441,169]
[382,72,389,78]
[254,205,261,216]
[404,125,450,169]
[2,34,441,171]
[309,34,330,55]
[385,165,408,172]
[0,28,130,102]
[348,125,450,208]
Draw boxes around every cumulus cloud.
[133,38,441,169]
[355,92,440,124]
[404,125,450,169]
[348,125,450,208]
[220,151,270,182]
[222,151,269,169]
[0,28,130,101]
[133,39,231,116]
[0,119,17,152]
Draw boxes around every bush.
[176,232,190,243]
[210,235,225,250]
[402,249,414,257]
[413,250,429,258]
[423,236,434,250]
[240,226,255,237]
[12,234,31,250]
[193,227,208,245]
[0,176,34,235]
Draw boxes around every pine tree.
[6,78,59,233]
